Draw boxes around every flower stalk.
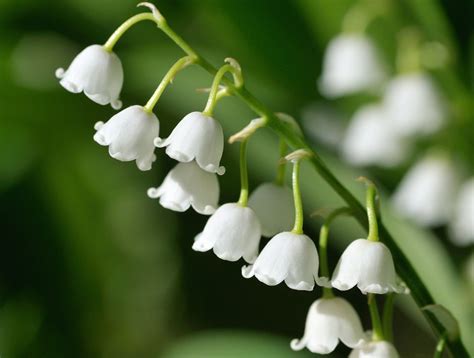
[368,294,385,341]
[144,56,195,112]
[318,207,352,298]
[238,139,249,206]
[203,60,243,116]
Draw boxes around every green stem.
[275,139,287,186]
[203,64,242,116]
[142,13,469,358]
[103,13,157,52]
[237,139,249,206]
[291,160,303,234]
[368,294,385,341]
[318,207,352,298]
[383,293,395,343]
[143,56,194,112]
[365,182,379,242]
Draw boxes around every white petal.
[94,105,159,170]
[57,44,123,108]
[244,232,319,291]
[341,104,409,168]
[193,203,261,263]
[332,239,366,291]
[392,155,460,227]
[349,340,399,358]
[157,112,225,174]
[148,161,219,215]
[291,297,364,354]
[449,178,474,246]
[319,34,386,98]
[332,239,404,295]
[384,73,446,136]
[248,183,294,237]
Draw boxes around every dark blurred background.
[0,0,473,357]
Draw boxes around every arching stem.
[143,56,195,112]
[318,207,352,298]
[237,139,249,206]
[203,64,243,116]
[291,160,304,234]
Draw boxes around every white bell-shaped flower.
[242,231,319,291]
[147,161,219,215]
[392,155,460,227]
[94,105,159,171]
[319,34,385,98]
[449,179,474,246]
[56,44,123,109]
[193,203,261,263]
[349,340,399,358]
[331,239,406,294]
[248,183,294,237]
[154,111,225,175]
[384,73,446,136]
[291,297,365,354]
[341,105,408,167]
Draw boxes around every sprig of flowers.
[54,3,470,357]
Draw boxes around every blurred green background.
[0,0,472,357]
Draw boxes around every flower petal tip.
[147,187,160,199]
[55,68,65,79]
[290,338,305,351]
[111,99,122,110]
[241,265,254,278]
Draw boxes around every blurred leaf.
[162,330,319,358]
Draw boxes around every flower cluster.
[310,3,473,250]
[54,3,439,358]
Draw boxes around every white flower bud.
[291,297,365,354]
[392,155,460,227]
[242,231,319,291]
[384,73,446,136]
[94,105,159,171]
[155,112,225,175]
[319,34,386,98]
[331,239,407,294]
[148,161,219,215]
[56,44,123,109]
[248,183,294,237]
[193,203,261,263]
[341,104,408,167]
[449,178,474,246]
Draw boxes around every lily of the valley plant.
[56,2,470,357]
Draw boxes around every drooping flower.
[392,155,460,227]
[349,340,399,358]
[384,73,446,136]
[331,239,407,294]
[291,297,365,354]
[449,178,474,246]
[341,104,408,167]
[319,34,385,98]
[154,111,225,175]
[94,105,159,171]
[242,231,319,291]
[147,161,219,215]
[192,203,261,263]
[56,44,123,109]
[248,182,294,237]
